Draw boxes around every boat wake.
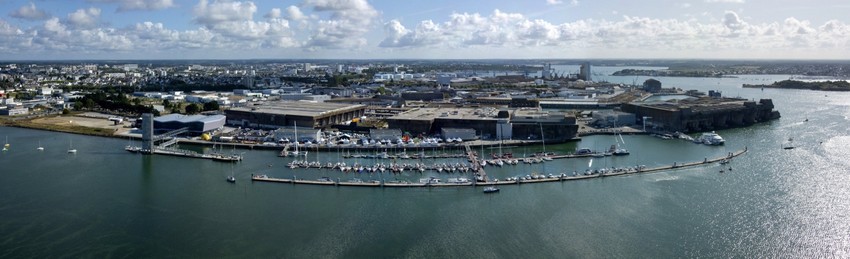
[651,175,680,182]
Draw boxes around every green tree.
[162,99,171,109]
[62,109,70,115]
[84,99,95,109]
[185,103,201,114]
[203,101,220,111]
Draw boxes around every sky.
[0,0,849,60]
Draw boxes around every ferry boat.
[697,132,725,145]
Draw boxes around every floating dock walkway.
[252,148,748,187]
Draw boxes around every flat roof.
[388,107,501,121]
[229,101,366,117]
[630,97,749,112]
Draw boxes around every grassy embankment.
[0,114,117,137]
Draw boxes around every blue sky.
[0,0,849,60]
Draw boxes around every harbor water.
[1,73,849,257]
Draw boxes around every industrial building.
[225,101,366,129]
[621,98,780,132]
[153,114,226,134]
[592,110,636,127]
[385,107,577,142]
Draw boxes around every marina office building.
[151,114,226,134]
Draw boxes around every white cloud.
[0,19,24,36]
[193,0,256,26]
[285,6,308,21]
[705,0,745,3]
[87,0,176,12]
[9,3,50,21]
[546,0,578,5]
[302,0,378,49]
[265,8,281,19]
[190,0,297,47]
[66,8,102,29]
[377,9,850,58]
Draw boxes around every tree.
[376,86,387,95]
[185,103,201,114]
[203,101,220,111]
[83,99,95,109]
[162,99,171,109]
[62,109,70,115]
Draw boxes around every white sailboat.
[782,137,795,150]
[37,140,44,151]
[226,164,236,183]
[67,139,77,153]
[291,121,307,157]
[612,133,629,156]
[2,136,8,151]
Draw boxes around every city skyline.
[1,0,849,60]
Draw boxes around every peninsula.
[742,80,850,91]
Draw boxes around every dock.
[252,148,748,188]
[126,145,242,162]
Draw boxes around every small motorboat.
[226,176,236,183]
[483,186,500,193]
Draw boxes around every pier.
[252,148,748,187]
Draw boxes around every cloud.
[9,3,50,21]
[705,0,745,3]
[285,6,308,21]
[302,0,378,49]
[87,0,176,12]
[265,8,281,19]
[546,0,579,6]
[377,9,850,58]
[188,0,298,48]
[66,8,101,29]
[0,19,24,36]
[193,0,256,26]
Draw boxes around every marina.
[252,148,747,187]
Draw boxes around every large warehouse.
[385,107,578,142]
[225,101,366,129]
[153,114,226,134]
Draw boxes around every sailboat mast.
[294,121,299,156]
[539,123,546,154]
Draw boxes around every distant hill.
[743,80,850,91]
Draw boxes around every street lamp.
[642,116,652,132]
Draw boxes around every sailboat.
[37,140,44,151]
[226,164,236,183]
[67,139,77,153]
[291,121,307,157]
[612,133,630,156]
[782,137,795,150]
[2,136,8,151]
